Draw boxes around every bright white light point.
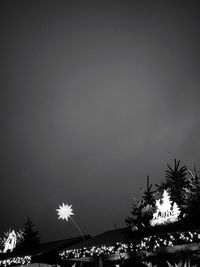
[57,203,74,221]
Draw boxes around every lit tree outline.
[151,190,181,226]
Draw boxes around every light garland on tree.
[0,256,31,267]
[60,242,130,259]
[0,229,24,254]
[134,231,199,251]
[60,230,200,260]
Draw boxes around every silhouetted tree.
[156,159,188,208]
[185,163,200,222]
[142,175,155,206]
[187,163,200,200]
[126,198,144,229]
[19,216,40,250]
[126,176,155,229]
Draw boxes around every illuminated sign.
[150,190,180,226]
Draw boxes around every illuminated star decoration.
[56,203,85,241]
[56,203,74,221]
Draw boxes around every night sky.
[1,1,200,242]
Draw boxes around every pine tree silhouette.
[126,176,155,229]
[188,163,200,202]
[125,198,144,229]
[157,159,188,207]
[142,175,155,206]
[19,216,40,250]
[186,163,200,222]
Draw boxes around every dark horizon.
[1,0,200,242]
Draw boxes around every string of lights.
[60,230,200,259]
[0,256,31,267]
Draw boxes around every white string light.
[60,230,200,260]
[0,256,31,267]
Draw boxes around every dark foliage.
[19,216,40,250]
[126,176,155,230]
[125,198,144,229]
[156,159,188,207]
[142,175,155,206]
[185,163,200,222]
[126,160,200,234]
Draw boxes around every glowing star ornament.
[56,203,85,241]
[57,203,74,221]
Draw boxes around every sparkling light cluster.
[0,256,31,267]
[60,230,200,259]
[0,229,24,254]
[3,231,17,253]
[60,243,129,259]
[132,231,200,252]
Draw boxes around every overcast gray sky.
[0,0,200,242]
